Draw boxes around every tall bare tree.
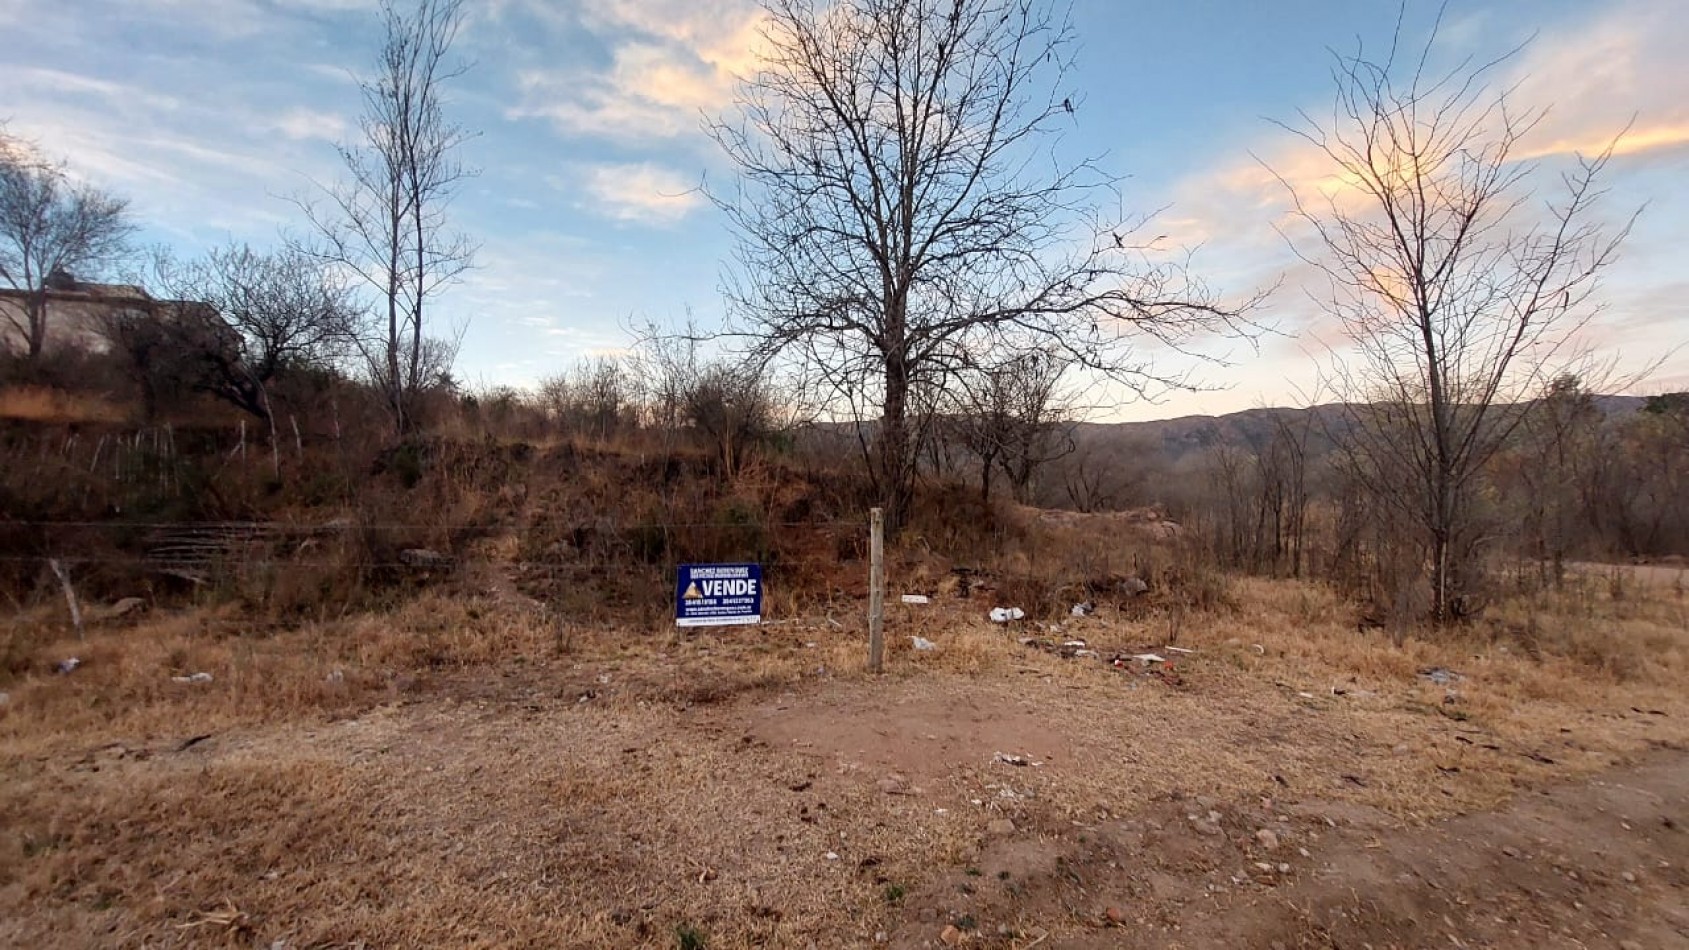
[1277,24,1630,623]
[713,0,1241,531]
[302,0,475,436]
[0,129,135,361]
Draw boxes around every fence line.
[0,519,866,532]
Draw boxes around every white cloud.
[1139,0,1689,408]
[273,107,350,143]
[580,162,703,224]
[508,0,764,142]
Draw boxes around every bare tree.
[142,242,362,421]
[301,0,476,436]
[1503,374,1604,586]
[713,0,1242,532]
[1276,23,1630,623]
[0,129,135,361]
[951,348,1074,504]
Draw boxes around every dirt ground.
[3,575,1687,948]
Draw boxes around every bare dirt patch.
[2,574,1686,947]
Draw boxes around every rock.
[1118,575,1149,597]
[399,548,453,569]
[940,924,963,946]
[1501,846,1521,859]
[1620,941,1644,950]
[988,818,1017,835]
[1621,871,1637,884]
[1104,906,1125,924]
[877,775,910,795]
[1193,820,1222,837]
[1256,829,1280,850]
[101,597,147,620]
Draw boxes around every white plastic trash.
[900,594,930,605]
[910,636,938,651]
[989,607,1026,623]
[170,672,214,684]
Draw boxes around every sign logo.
[675,563,763,627]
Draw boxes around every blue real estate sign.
[675,563,763,627]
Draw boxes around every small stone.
[877,774,910,795]
[1278,863,1291,874]
[1256,829,1280,850]
[1621,871,1637,884]
[1501,846,1521,859]
[1207,810,1223,824]
[940,924,963,946]
[1620,942,1643,950]
[988,818,1017,835]
[1193,820,1222,837]
[103,596,147,620]
[1104,906,1125,924]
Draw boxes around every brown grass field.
[2,563,1687,948]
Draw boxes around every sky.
[1,0,1685,421]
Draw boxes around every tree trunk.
[26,291,47,359]
[880,358,911,535]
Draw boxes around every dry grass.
[2,562,1687,947]
[0,385,129,424]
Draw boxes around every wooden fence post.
[868,507,884,673]
[48,559,84,640]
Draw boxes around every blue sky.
[3,0,1685,419]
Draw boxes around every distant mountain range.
[1073,395,1650,464]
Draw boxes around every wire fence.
[0,512,1184,625]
